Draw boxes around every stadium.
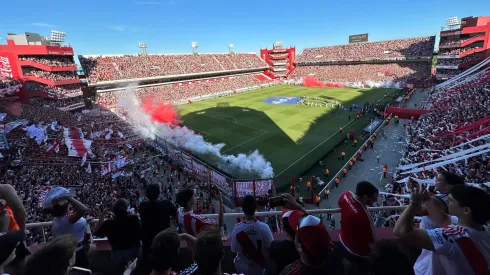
[0,7,490,275]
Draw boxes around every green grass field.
[178,85,399,189]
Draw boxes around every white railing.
[26,205,407,229]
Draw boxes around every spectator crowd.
[97,74,269,108]
[79,53,267,83]
[19,56,76,67]
[24,70,78,81]
[296,36,435,63]
[290,63,432,83]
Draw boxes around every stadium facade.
[0,32,84,109]
[436,16,490,80]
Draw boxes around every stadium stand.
[97,74,269,108]
[79,53,267,83]
[291,36,435,86]
[296,36,435,63]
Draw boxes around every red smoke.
[303,76,327,87]
[142,97,180,125]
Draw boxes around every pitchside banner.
[349,33,369,43]
[235,180,272,198]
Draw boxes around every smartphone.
[268,196,284,208]
[70,266,92,275]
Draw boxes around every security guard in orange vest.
[383,166,388,178]
[325,169,329,177]
[324,188,329,200]
[306,181,311,190]
[349,161,353,170]
[364,143,368,150]
[335,177,340,188]
[343,168,347,178]
[316,195,321,207]
[352,156,357,165]
[341,152,345,160]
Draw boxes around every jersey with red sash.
[426,224,490,275]
[338,191,375,257]
[231,220,273,275]
[176,208,218,237]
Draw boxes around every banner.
[235,180,272,198]
[63,127,95,158]
[182,153,193,172]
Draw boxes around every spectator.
[176,188,224,237]
[0,231,24,275]
[22,234,79,275]
[231,195,273,275]
[269,209,301,274]
[50,196,90,268]
[338,181,379,272]
[94,198,142,273]
[369,240,414,275]
[0,184,26,232]
[148,228,180,275]
[133,184,177,275]
[394,185,490,275]
[435,171,465,195]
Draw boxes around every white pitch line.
[205,114,237,123]
[275,119,356,177]
[203,114,268,133]
[222,131,269,153]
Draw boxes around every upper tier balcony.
[22,76,81,86]
[19,60,77,72]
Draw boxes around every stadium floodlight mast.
[138,42,148,55]
[49,30,66,43]
[445,16,460,30]
[191,42,199,54]
[228,44,234,54]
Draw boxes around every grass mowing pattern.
[178,85,399,187]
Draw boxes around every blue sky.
[1,0,489,57]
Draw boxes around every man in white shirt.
[394,185,490,275]
[231,195,273,275]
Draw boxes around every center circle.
[263,96,302,105]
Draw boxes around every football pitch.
[178,85,399,188]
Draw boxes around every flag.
[105,132,111,140]
[85,163,92,174]
[112,171,122,179]
[46,141,56,152]
[126,144,133,149]
[118,131,124,138]
[102,163,111,176]
[81,152,87,167]
[54,144,60,153]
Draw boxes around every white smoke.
[117,92,274,178]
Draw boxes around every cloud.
[107,25,125,32]
[31,23,58,28]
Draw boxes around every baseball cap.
[282,210,333,257]
[0,230,24,265]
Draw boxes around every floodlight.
[191,42,198,48]
[138,42,147,48]
[228,44,234,49]
[50,30,66,43]
[445,17,460,27]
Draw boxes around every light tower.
[445,16,461,30]
[48,30,66,46]
[191,42,198,54]
[138,42,148,55]
[228,44,234,54]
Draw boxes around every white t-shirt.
[425,224,490,275]
[414,215,458,275]
[52,216,86,251]
[231,220,273,275]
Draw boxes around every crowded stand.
[79,53,267,83]
[23,70,78,81]
[435,69,463,76]
[439,43,484,56]
[290,63,432,83]
[27,83,83,98]
[437,55,483,67]
[297,36,435,63]
[97,74,268,108]
[439,34,485,47]
[19,56,76,67]
[0,77,22,96]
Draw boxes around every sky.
[0,0,489,58]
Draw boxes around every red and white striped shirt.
[427,225,490,275]
[176,208,218,236]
